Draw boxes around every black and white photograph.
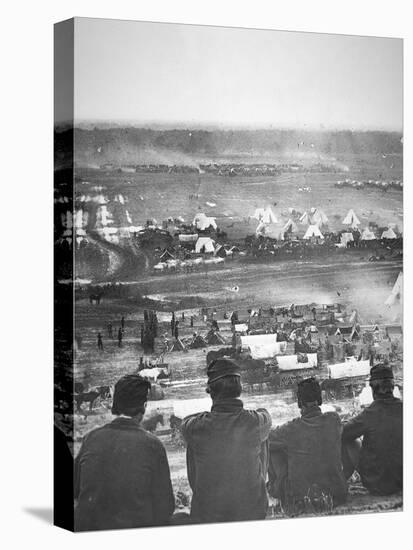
[53,16,404,533]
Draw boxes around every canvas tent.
[261,223,286,240]
[327,358,370,379]
[253,206,278,224]
[170,338,186,352]
[385,271,403,307]
[179,233,198,243]
[206,330,226,345]
[160,248,175,261]
[283,218,299,235]
[195,237,215,253]
[311,209,329,227]
[342,209,361,228]
[361,227,376,241]
[193,213,217,231]
[340,232,354,246]
[234,323,249,333]
[303,224,324,239]
[240,334,288,359]
[299,211,311,225]
[381,227,397,239]
[188,334,207,349]
[214,244,228,258]
[277,353,318,371]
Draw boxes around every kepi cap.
[207,358,241,384]
[369,364,394,381]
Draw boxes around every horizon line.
[56,118,403,133]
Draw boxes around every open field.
[75,164,403,242]
[63,140,404,519]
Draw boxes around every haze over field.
[55,127,403,170]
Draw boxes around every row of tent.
[253,206,401,241]
[254,206,361,229]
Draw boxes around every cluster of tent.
[251,205,401,242]
[252,205,330,240]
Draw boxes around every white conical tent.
[264,206,278,224]
[195,237,215,253]
[253,208,265,221]
[264,223,286,240]
[361,227,376,240]
[255,221,266,236]
[299,211,311,225]
[193,213,217,230]
[342,209,361,228]
[253,206,278,224]
[341,232,354,246]
[349,309,361,325]
[303,224,324,239]
[311,209,329,226]
[283,218,298,234]
[385,272,403,306]
[381,227,397,239]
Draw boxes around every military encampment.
[54,18,403,532]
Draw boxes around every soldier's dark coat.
[181,398,271,523]
[268,406,347,506]
[74,417,174,531]
[342,396,402,495]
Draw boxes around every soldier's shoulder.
[140,428,166,449]
[183,411,210,422]
[243,407,271,421]
[88,421,114,436]
[271,416,301,433]
[322,411,342,422]
[181,411,210,428]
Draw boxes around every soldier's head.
[206,358,242,401]
[297,377,322,411]
[111,374,151,418]
[369,364,394,399]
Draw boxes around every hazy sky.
[73,18,402,130]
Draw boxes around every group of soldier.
[72,359,402,531]
[96,317,126,351]
[97,311,161,353]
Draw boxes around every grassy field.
[75,159,403,240]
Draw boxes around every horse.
[75,390,100,412]
[142,412,164,433]
[89,293,103,305]
[75,385,112,412]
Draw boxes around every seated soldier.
[181,358,272,524]
[74,374,174,531]
[342,364,402,495]
[268,377,347,515]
